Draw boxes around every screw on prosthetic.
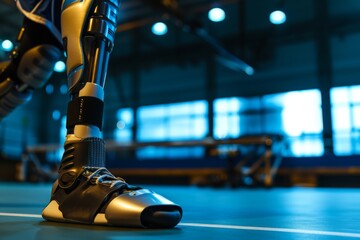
[42,0,182,228]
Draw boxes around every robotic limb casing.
[62,0,119,141]
[42,0,182,228]
[58,0,118,190]
[0,20,62,120]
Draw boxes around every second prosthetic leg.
[42,0,182,228]
[0,19,62,120]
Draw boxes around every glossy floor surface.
[0,183,360,240]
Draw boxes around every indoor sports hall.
[1,0,360,239]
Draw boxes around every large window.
[114,108,134,142]
[277,90,324,157]
[214,90,324,157]
[331,85,360,155]
[136,100,208,159]
[214,97,241,138]
[137,101,208,141]
[114,90,324,158]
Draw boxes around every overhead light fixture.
[152,22,168,36]
[60,84,68,95]
[208,7,226,22]
[1,40,14,51]
[52,110,61,121]
[54,60,66,72]
[45,84,54,95]
[245,66,255,76]
[269,10,286,25]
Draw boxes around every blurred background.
[1,0,360,188]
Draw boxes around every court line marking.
[0,212,42,218]
[179,223,360,238]
[1,212,360,238]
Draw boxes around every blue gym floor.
[0,182,360,240]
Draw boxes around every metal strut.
[63,0,119,95]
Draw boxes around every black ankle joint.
[58,137,106,189]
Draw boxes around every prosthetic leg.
[0,19,62,120]
[42,0,182,228]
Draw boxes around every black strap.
[59,177,126,223]
[66,96,104,130]
[55,168,142,223]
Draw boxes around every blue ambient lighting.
[1,40,14,51]
[152,22,168,36]
[245,66,255,75]
[54,61,66,72]
[60,84,68,95]
[45,84,54,95]
[269,10,286,25]
[208,7,226,22]
[52,110,61,120]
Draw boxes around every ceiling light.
[208,7,226,22]
[1,40,14,51]
[152,22,168,36]
[54,61,66,72]
[269,10,286,25]
[52,110,61,120]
